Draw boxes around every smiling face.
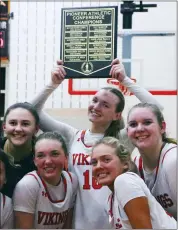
[3,108,38,147]
[34,139,67,186]
[91,143,127,189]
[127,107,165,151]
[88,89,121,127]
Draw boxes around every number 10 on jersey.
[83,170,102,190]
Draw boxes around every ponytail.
[162,136,177,145]
[104,116,125,138]
[101,87,125,138]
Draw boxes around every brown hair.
[101,87,125,138]
[4,102,39,126]
[127,103,177,144]
[35,131,68,157]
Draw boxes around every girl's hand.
[51,60,66,85]
[109,59,127,82]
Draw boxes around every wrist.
[122,76,135,86]
[48,81,60,89]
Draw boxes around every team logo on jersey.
[38,210,69,225]
[73,153,90,165]
[42,191,48,197]
[156,193,173,208]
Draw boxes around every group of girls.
[0,59,177,229]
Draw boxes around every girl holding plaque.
[30,59,163,229]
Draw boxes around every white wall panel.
[5,1,177,138]
[26,2,37,102]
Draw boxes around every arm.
[13,175,39,229]
[124,197,152,229]
[30,61,78,146]
[14,212,34,229]
[31,83,59,112]
[31,60,66,112]
[110,59,164,111]
[121,77,163,111]
[115,173,153,229]
[37,110,77,148]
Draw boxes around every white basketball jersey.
[108,173,177,229]
[134,143,177,218]
[69,130,112,229]
[27,171,75,229]
[0,193,13,229]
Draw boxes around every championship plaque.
[61,6,118,79]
